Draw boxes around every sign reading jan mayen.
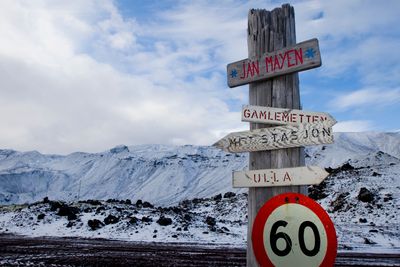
[213,123,333,153]
[227,38,321,88]
[232,166,329,188]
[242,105,336,127]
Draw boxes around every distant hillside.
[0,132,399,206]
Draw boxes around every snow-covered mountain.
[0,132,399,206]
[0,131,399,252]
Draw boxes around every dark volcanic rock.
[37,213,45,220]
[49,201,63,212]
[96,206,106,214]
[143,201,154,208]
[358,187,374,203]
[326,163,355,174]
[205,216,216,226]
[308,181,328,200]
[330,192,349,212]
[104,215,119,225]
[129,217,138,225]
[88,219,104,230]
[56,204,80,220]
[183,213,191,221]
[142,216,153,223]
[213,194,222,201]
[223,192,236,198]
[84,199,102,206]
[136,200,143,207]
[157,216,173,226]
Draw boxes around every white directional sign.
[242,105,336,127]
[232,166,329,188]
[227,38,321,88]
[213,123,333,153]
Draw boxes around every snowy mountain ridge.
[0,131,399,206]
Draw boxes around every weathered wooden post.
[213,3,335,265]
[246,5,306,266]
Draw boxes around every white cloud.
[0,0,398,154]
[333,120,373,132]
[0,0,247,154]
[329,88,400,110]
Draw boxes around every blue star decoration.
[230,69,238,78]
[304,48,315,59]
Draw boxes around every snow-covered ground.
[0,131,399,252]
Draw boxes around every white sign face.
[242,105,336,127]
[232,166,329,188]
[213,124,333,153]
[252,193,337,267]
[263,203,328,266]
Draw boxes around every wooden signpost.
[232,166,329,188]
[213,123,333,153]
[242,105,336,126]
[214,4,337,266]
[227,38,321,88]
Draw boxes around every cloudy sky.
[0,0,399,154]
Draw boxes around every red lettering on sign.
[287,49,295,67]
[275,112,281,121]
[295,48,303,64]
[265,56,273,72]
[291,113,297,123]
[282,112,289,122]
[243,109,250,118]
[299,114,304,123]
[241,60,260,79]
[274,56,281,70]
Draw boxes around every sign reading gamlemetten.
[227,38,321,88]
[242,105,336,126]
[232,166,329,188]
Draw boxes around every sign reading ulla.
[227,38,321,88]
[232,166,329,188]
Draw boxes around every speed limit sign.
[252,193,337,266]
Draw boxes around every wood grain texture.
[227,38,321,88]
[242,105,336,126]
[213,123,333,153]
[246,5,307,267]
[232,166,329,188]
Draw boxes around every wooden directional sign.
[213,123,333,153]
[232,166,329,188]
[252,193,337,267]
[242,105,336,127]
[227,38,321,88]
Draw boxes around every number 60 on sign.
[252,193,337,267]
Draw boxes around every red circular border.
[252,193,337,267]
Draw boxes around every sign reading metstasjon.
[213,123,333,153]
[232,166,329,188]
[227,38,321,88]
